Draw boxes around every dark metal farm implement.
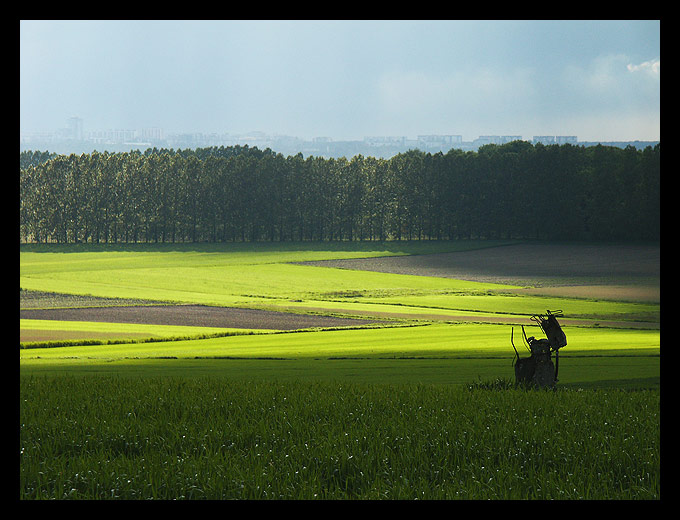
[511,310,567,388]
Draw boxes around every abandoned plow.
[511,310,567,389]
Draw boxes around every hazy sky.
[20,20,660,141]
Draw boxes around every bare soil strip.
[511,285,660,303]
[281,306,659,330]
[20,305,388,330]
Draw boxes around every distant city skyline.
[21,115,587,144]
[20,114,658,160]
[21,20,660,143]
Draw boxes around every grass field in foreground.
[19,355,661,390]
[20,376,659,499]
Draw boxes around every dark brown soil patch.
[20,305,387,330]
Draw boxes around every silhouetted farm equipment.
[511,310,567,388]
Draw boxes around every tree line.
[19,141,660,244]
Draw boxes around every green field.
[19,241,518,308]
[20,323,659,388]
[19,240,660,499]
[20,376,659,499]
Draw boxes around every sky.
[19,20,660,142]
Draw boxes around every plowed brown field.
[299,243,660,302]
[20,304,387,330]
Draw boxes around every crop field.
[19,240,660,499]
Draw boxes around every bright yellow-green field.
[19,242,516,307]
[20,322,659,361]
[20,318,267,345]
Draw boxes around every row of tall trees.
[19,141,660,244]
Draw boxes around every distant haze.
[20,20,660,142]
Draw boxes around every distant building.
[139,127,164,141]
[533,136,556,145]
[364,136,406,146]
[476,135,499,145]
[473,135,523,146]
[532,136,578,145]
[88,128,137,144]
[417,135,463,145]
[66,116,84,140]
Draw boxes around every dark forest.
[20,141,660,244]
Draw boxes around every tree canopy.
[19,142,660,244]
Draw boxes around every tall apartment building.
[66,116,84,140]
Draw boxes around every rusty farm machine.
[511,310,567,389]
